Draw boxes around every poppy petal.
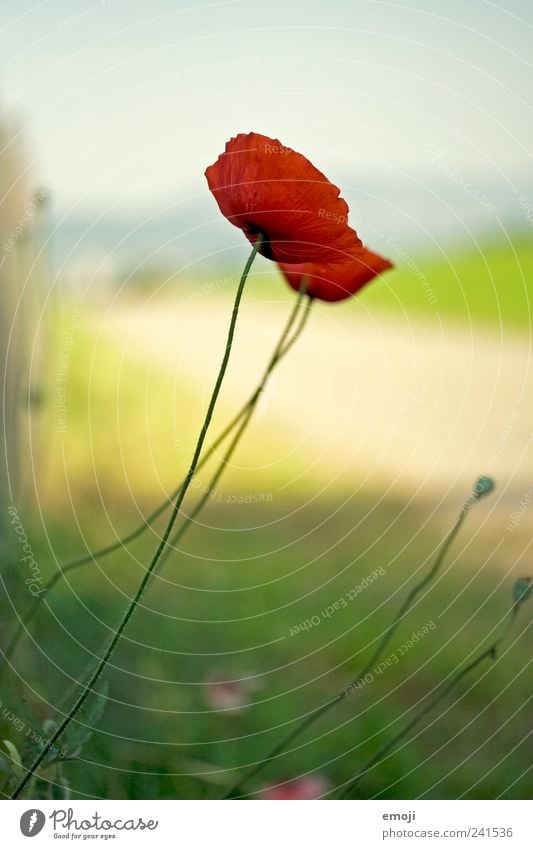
[205,132,362,263]
[259,775,331,800]
[278,247,393,302]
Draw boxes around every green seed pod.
[473,476,495,499]
[513,577,532,606]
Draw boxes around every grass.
[1,244,532,800]
[173,236,533,330]
[362,236,533,329]
[2,491,530,800]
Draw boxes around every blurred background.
[0,0,532,799]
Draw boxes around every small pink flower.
[259,775,331,800]
[203,671,259,712]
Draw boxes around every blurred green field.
[155,236,533,329]
[1,240,532,801]
[363,237,533,328]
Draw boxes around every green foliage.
[63,682,109,757]
[0,687,109,799]
[359,238,533,328]
[2,244,531,799]
[2,741,23,779]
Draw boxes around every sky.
[2,0,533,265]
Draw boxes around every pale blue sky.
[2,0,532,260]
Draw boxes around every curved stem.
[11,238,261,799]
[58,292,311,713]
[338,606,519,799]
[4,429,252,663]
[3,290,308,663]
[158,295,313,571]
[223,483,486,798]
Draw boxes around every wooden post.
[0,116,45,544]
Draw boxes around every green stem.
[2,284,307,663]
[58,291,311,713]
[158,295,313,571]
[223,481,489,798]
[338,606,519,799]
[11,238,261,799]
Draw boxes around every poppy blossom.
[259,775,331,800]
[278,246,393,302]
[205,132,362,264]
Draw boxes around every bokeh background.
[1,0,532,799]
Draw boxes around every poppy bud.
[473,475,495,500]
[513,577,532,606]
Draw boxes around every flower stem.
[2,278,307,664]
[58,291,312,713]
[338,605,520,799]
[223,479,491,798]
[10,238,261,799]
[158,294,313,571]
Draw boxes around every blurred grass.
[1,240,532,800]
[362,237,533,328]
[175,237,533,329]
[2,489,530,800]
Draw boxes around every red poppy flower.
[205,132,362,264]
[259,775,331,800]
[278,246,393,302]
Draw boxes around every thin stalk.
[158,295,313,571]
[223,479,492,798]
[338,605,520,799]
[58,292,311,713]
[3,290,308,662]
[11,238,261,799]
